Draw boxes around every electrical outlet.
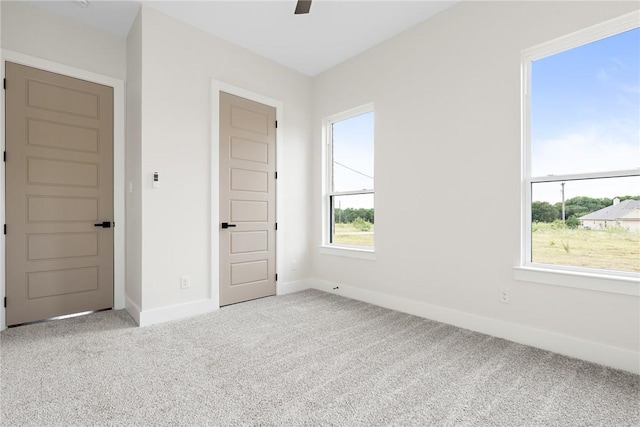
[180,275,191,289]
[291,260,298,271]
[499,288,510,304]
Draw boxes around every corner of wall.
[277,279,315,296]
[125,296,141,326]
[124,8,143,312]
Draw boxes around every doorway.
[5,62,114,325]
[219,91,276,306]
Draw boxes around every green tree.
[352,217,372,231]
[334,208,374,224]
[532,201,557,222]
[565,215,580,229]
[554,196,612,220]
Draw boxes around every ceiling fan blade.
[295,0,312,15]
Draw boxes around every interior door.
[5,62,114,326]
[219,92,276,306]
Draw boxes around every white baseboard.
[125,296,141,326]
[306,278,640,375]
[138,299,218,327]
[277,279,315,296]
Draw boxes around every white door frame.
[210,80,283,309]
[0,50,126,330]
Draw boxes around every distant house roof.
[579,200,640,221]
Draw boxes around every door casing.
[0,50,126,330]
[210,80,283,309]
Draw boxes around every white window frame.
[320,103,375,259]
[515,11,640,296]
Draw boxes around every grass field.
[333,222,639,272]
[532,223,640,272]
[333,223,375,247]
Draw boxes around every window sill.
[319,245,376,260]
[513,266,639,296]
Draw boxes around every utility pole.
[561,182,566,225]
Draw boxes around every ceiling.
[28,1,457,76]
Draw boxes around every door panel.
[27,79,100,118]
[27,196,99,222]
[219,92,276,306]
[230,168,268,192]
[231,231,268,254]
[230,200,268,222]
[231,260,268,286]
[230,138,268,163]
[27,157,99,187]
[230,106,269,134]
[27,119,99,152]
[27,267,99,299]
[27,232,99,260]
[5,62,114,325]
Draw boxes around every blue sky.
[332,111,374,209]
[531,27,640,203]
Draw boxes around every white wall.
[0,1,126,80]
[125,11,143,314]
[312,0,639,358]
[135,6,313,312]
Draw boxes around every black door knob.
[94,221,112,228]
[221,223,237,229]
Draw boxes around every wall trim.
[302,278,639,374]
[0,50,126,331]
[210,80,284,311]
[138,299,217,327]
[277,279,316,296]
[125,296,141,326]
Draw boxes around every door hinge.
[275,222,278,230]
[3,79,5,90]
[3,224,5,235]
[275,120,278,129]
[275,171,278,179]
[3,151,5,162]
[275,274,278,281]
[3,297,6,308]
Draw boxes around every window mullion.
[329,190,375,197]
[531,169,640,184]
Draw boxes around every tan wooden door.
[219,92,276,306]
[5,62,114,326]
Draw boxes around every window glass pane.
[531,176,640,272]
[331,194,374,248]
[531,28,640,176]
[332,111,374,192]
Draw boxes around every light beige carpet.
[1,289,638,426]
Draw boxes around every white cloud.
[533,127,639,177]
[596,68,609,82]
[619,84,640,95]
[532,128,639,203]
